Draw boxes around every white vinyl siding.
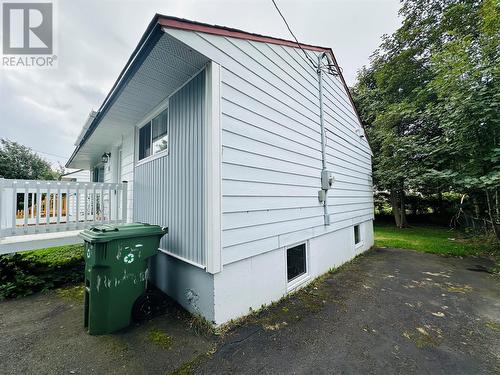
[164,28,374,265]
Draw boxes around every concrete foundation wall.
[213,219,374,324]
[150,253,214,322]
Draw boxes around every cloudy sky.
[0,0,401,168]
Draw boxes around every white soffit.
[69,31,210,169]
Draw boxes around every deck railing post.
[108,185,112,223]
[114,184,119,224]
[92,184,96,224]
[0,178,3,240]
[100,184,104,224]
[83,184,88,225]
[75,183,80,229]
[35,184,41,233]
[11,181,17,235]
[23,184,28,233]
[46,185,51,230]
[66,183,70,231]
[122,181,128,223]
[57,184,62,229]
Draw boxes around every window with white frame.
[354,224,361,245]
[287,243,307,282]
[139,108,168,161]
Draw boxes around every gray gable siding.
[134,70,206,266]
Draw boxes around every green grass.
[374,222,499,256]
[0,244,84,300]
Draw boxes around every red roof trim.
[158,16,328,52]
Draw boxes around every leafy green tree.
[0,139,58,180]
[427,0,499,237]
[353,0,499,236]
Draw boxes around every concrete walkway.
[0,248,499,374]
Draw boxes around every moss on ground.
[445,283,473,294]
[485,321,500,332]
[403,326,442,348]
[56,284,85,302]
[169,345,218,375]
[148,329,173,350]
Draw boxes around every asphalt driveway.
[0,248,499,375]
[195,248,500,374]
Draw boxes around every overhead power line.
[31,148,68,161]
[271,0,317,70]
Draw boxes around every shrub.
[0,244,84,300]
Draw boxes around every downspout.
[317,52,330,226]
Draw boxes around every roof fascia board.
[158,16,328,53]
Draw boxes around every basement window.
[139,108,168,160]
[354,224,361,245]
[287,243,307,282]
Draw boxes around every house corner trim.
[204,61,222,274]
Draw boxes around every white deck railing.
[0,178,127,238]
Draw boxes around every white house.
[60,169,91,182]
[65,15,374,324]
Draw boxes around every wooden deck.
[0,178,128,254]
[0,230,83,255]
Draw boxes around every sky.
[0,0,401,168]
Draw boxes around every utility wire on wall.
[271,0,339,226]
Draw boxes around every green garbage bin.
[80,223,167,335]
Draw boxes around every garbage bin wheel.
[132,290,164,322]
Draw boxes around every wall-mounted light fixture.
[101,152,111,164]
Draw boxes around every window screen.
[287,243,307,282]
[354,225,361,244]
[139,123,151,160]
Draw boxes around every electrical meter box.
[321,170,334,190]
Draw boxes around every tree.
[354,41,440,227]
[427,0,500,237]
[353,0,499,235]
[0,139,58,180]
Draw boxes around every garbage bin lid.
[79,223,168,243]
